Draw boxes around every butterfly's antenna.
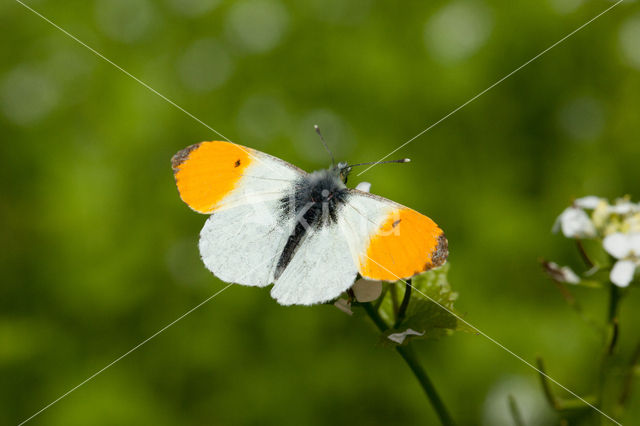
[314,125,335,167]
[347,158,411,168]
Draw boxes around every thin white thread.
[13,0,624,424]
[17,283,234,426]
[14,0,230,141]
[357,0,625,176]
[17,186,281,425]
[363,254,622,425]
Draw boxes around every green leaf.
[378,264,471,346]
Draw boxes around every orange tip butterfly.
[172,135,447,305]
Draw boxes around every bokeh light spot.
[424,1,493,64]
[558,95,605,142]
[548,0,584,15]
[619,12,640,70]
[225,0,289,54]
[482,376,555,426]
[236,94,290,146]
[95,0,154,43]
[166,0,220,17]
[1,65,58,125]
[177,38,233,92]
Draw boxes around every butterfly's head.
[332,162,351,184]
[333,159,411,185]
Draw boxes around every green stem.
[508,395,526,426]
[597,283,622,412]
[607,284,620,325]
[362,302,455,426]
[576,239,594,268]
[619,339,640,408]
[394,280,412,328]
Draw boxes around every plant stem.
[619,339,640,408]
[607,284,620,325]
[396,345,456,426]
[362,302,455,426]
[576,239,594,268]
[508,395,526,426]
[597,283,622,413]
[394,280,412,328]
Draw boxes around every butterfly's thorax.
[275,168,349,279]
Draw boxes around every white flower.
[355,181,371,193]
[543,261,581,284]
[574,195,603,209]
[553,207,596,238]
[609,199,640,215]
[602,232,640,287]
[625,213,640,233]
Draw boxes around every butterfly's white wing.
[173,141,304,286]
[268,188,448,305]
[270,221,358,305]
[199,199,295,286]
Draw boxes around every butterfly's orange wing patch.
[359,207,447,281]
[172,141,252,213]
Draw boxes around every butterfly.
[172,137,447,305]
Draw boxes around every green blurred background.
[2,0,640,424]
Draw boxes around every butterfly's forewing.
[341,190,448,281]
[172,141,304,213]
[173,141,304,287]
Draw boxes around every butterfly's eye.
[339,167,351,184]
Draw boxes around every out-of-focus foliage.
[2,0,640,425]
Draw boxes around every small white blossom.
[625,213,640,233]
[553,207,596,238]
[355,181,371,193]
[543,262,581,284]
[574,196,603,210]
[602,232,640,287]
[609,199,640,215]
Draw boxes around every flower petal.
[628,232,640,255]
[625,213,640,233]
[603,233,631,259]
[355,181,371,193]
[351,278,382,302]
[610,200,639,215]
[558,207,596,238]
[574,196,602,209]
[610,260,636,287]
[543,261,581,284]
[387,328,424,344]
